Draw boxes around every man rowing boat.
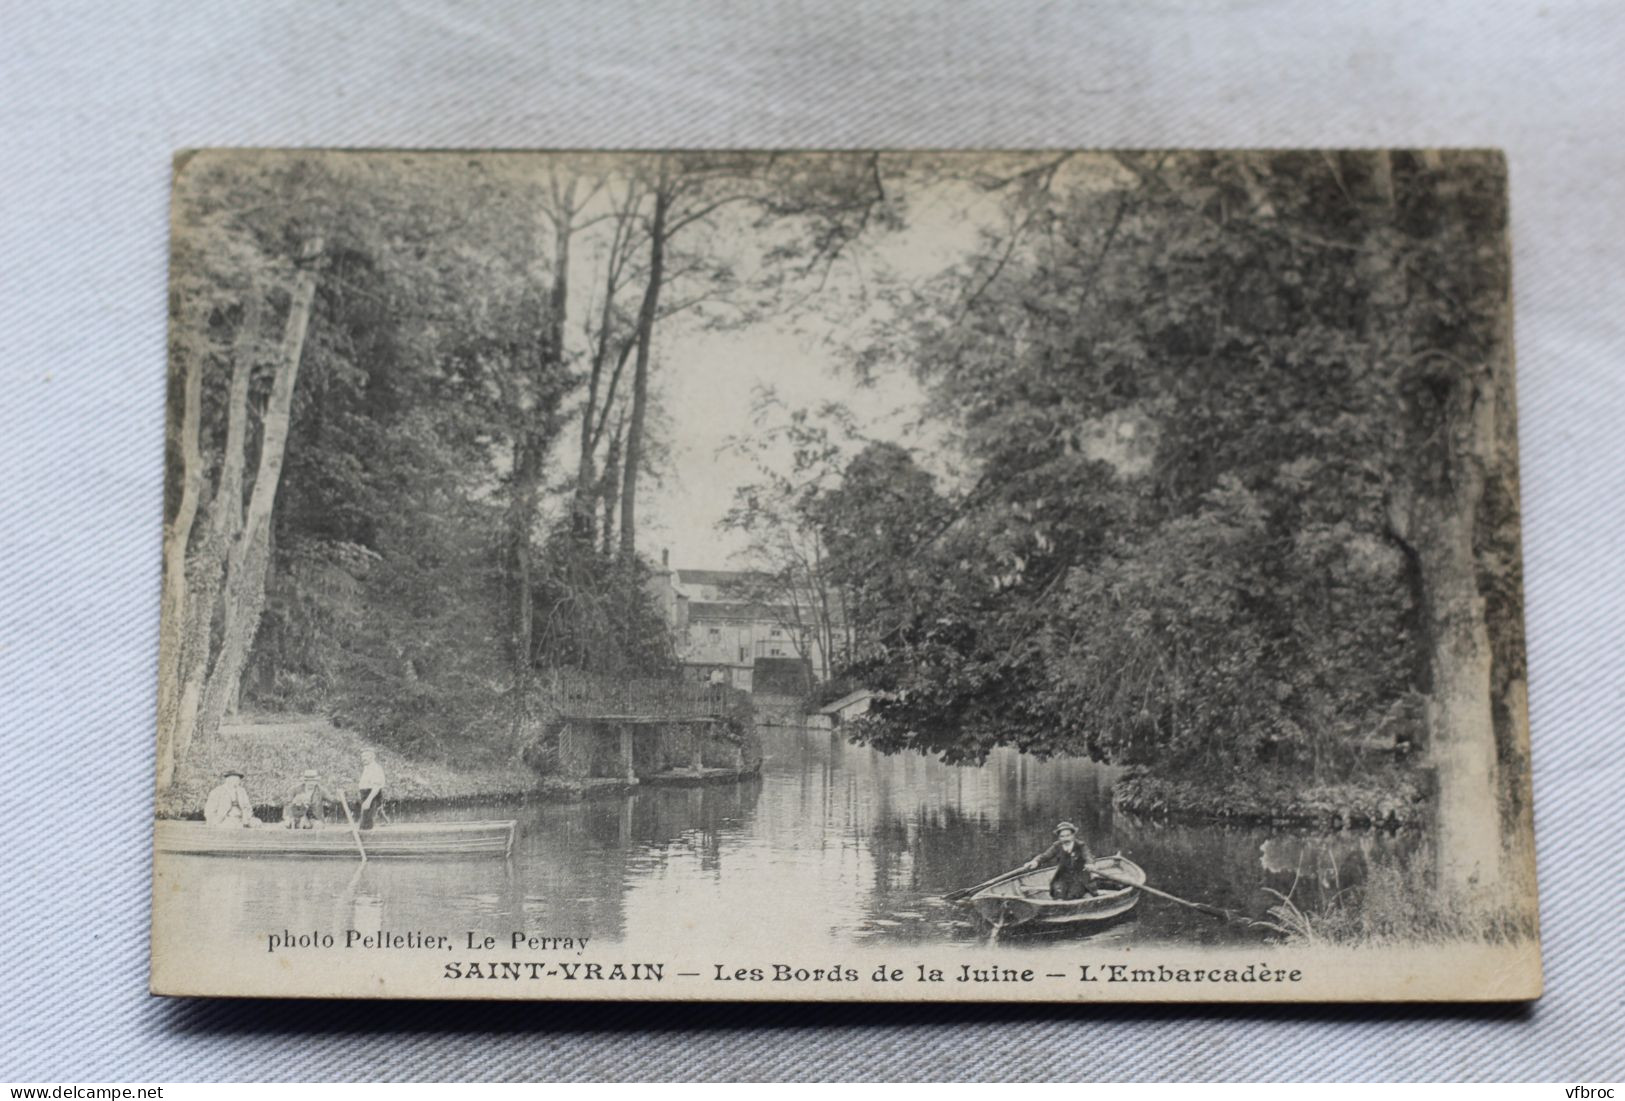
[356,748,387,830]
[1018,820,1099,900]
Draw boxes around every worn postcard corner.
[152,148,1539,1003]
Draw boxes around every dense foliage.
[813,152,1521,796]
[168,154,671,761]
[165,151,895,768]
[165,149,1525,859]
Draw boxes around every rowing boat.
[155,819,517,859]
[957,855,1145,932]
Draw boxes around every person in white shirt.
[203,769,262,829]
[356,749,387,830]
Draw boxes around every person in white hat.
[1019,820,1099,900]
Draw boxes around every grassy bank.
[1261,849,1540,948]
[1113,764,1430,829]
[1310,860,1538,946]
[156,715,569,820]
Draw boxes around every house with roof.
[646,557,834,692]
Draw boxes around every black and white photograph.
[149,148,1538,1002]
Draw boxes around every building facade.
[646,565,829,692]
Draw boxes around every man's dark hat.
[1054,820,1078,835]
[223,768,245,779]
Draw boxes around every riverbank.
[1112,764,1430,829]
[156,715,759,820]
[1296,854,1539,946]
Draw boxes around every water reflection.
[155,721,1420,953]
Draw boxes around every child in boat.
[203,769,262,829]
[283,769,336,829]
[1019,821,1099,900]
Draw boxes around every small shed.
[816,688,873,727]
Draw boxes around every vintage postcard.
[151,149,1539,1001]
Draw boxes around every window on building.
[739,646,746,663]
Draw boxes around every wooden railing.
[539,670,741,721]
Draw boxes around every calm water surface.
[157,722,1419,952]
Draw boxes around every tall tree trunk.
[1488,339,1532,841]
[1385,153,1506,891]
[573,414,599,544]
[508,436,541,716]
[619,180,670,560]
[813,535,834,681]
[211,293,262,546]
[599,418,623,558]
[165,288,263,786]
[573,283,614,542]
[574,187,643,543]
[1404,365,1503,891]
[196,262,319,751]
[155,348,204,792]
[510,181,575,734]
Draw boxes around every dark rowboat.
[155,819,517,859]
[958,855,1145,932]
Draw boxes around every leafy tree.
[821,152,1517,885]
[721,393,866,675]
[159,153,341,788]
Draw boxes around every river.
[155,721,1420,954]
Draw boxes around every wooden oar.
[337,791,368,863]
[944,865,1031,903]
[948,848,1128,903]
[1089,866,1264,928]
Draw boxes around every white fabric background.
[2,0,1621,1082]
